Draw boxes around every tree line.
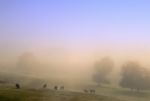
[16,52,150,91]
[93,57,150,91]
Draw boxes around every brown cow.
[15,83,20,89]
[43,84,47,89]
[54,86,58,90]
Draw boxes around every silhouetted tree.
[120,61,150,91]
[93,57,114,85]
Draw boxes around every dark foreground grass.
[0,88,124,101]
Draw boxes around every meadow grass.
[0,86,124,101]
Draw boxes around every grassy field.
[0,72,150,101]
[1,85,150,101]
[0,85,125,101]
[95,85,150,101]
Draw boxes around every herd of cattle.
[15,83,96,94]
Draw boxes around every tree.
[16,52,39,75]
[120,61,150,91]
[93,57,114,85]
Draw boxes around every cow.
[60,86,64,90]
[15,83,20,89]
[84,89,89,93]
[90,89,95,94]
[54,86,58,90]
[43,84,47,89]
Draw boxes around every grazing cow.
[54,86,58,90]
[84,89,89,93]
[15,83,20,89]
[43,84,47,89]
[90,89,95,94]
[60,86,64,90]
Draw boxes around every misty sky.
[0,0,150,66]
